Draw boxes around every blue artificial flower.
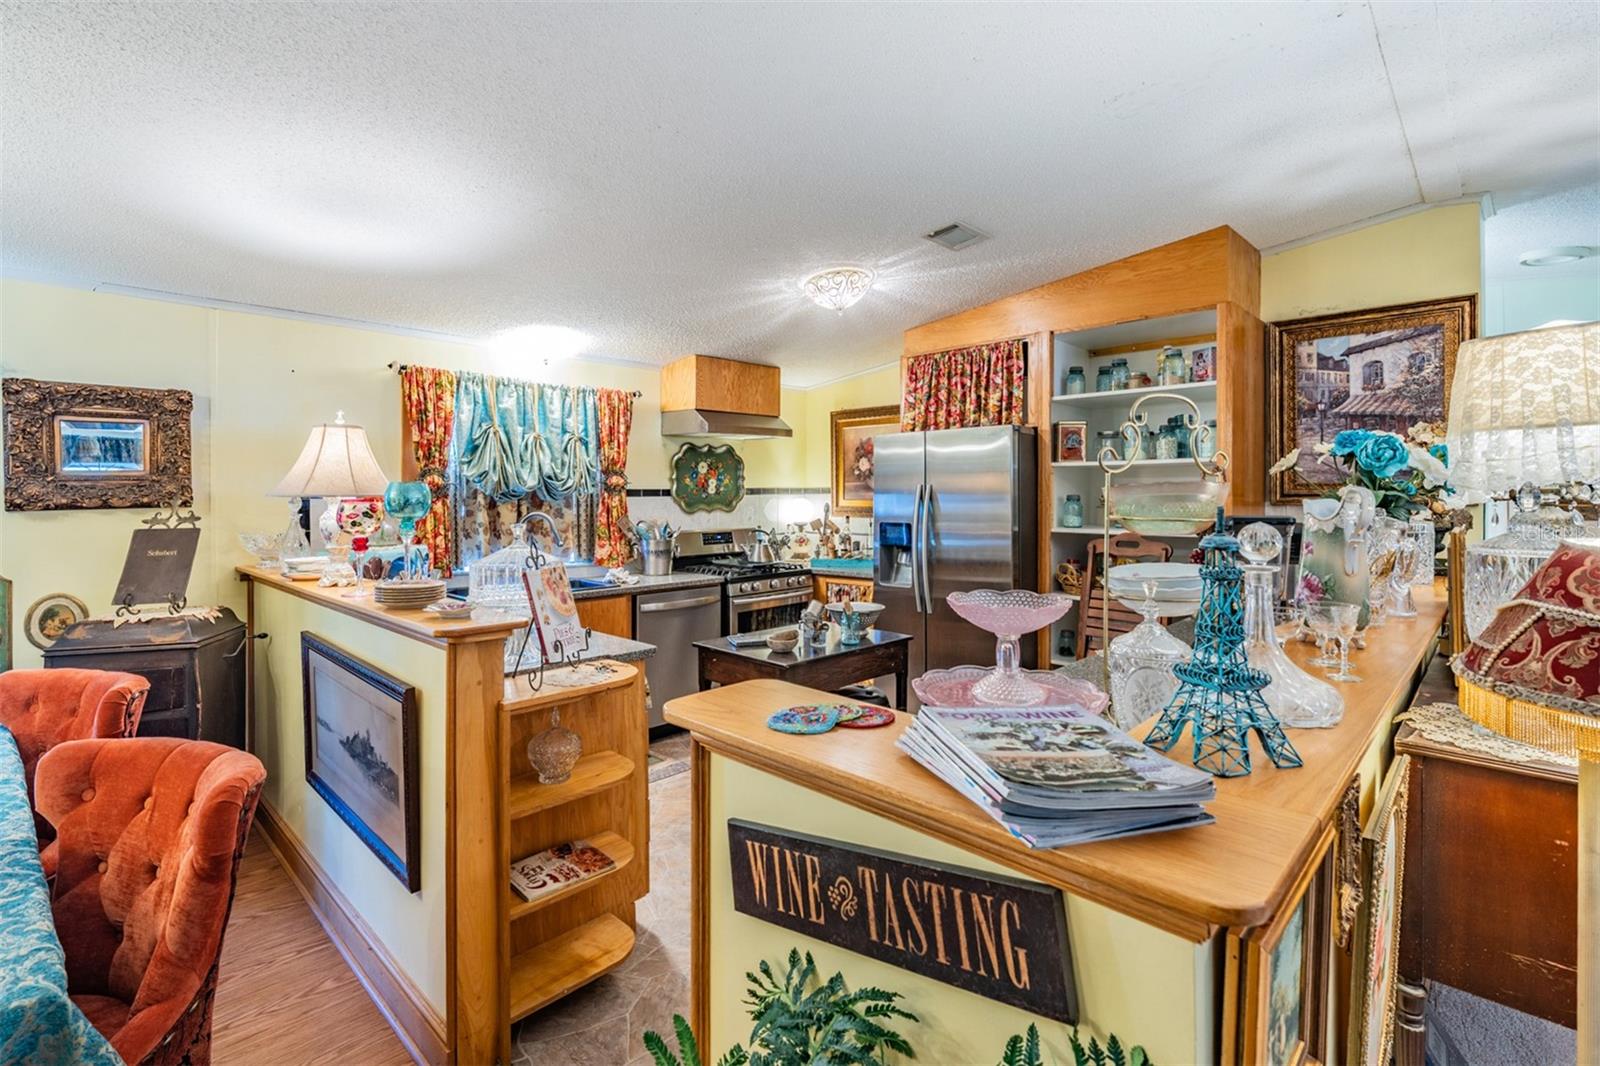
[1329,429,1374,457]
[1429,443,1448,463]
[1355,432,1410,479]
[1403,482,1416,495]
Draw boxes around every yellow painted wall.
[1260,203,1482,324]
[0,278,812,666]
[709,755,1215,1066]
[799,363,902,488]
[252,582,450,1020]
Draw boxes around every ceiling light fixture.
[482,324,591,370]
[803,267,874,312]
[1518,246,1595,267]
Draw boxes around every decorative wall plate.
[670,442,746,513]
[25,592,90,650]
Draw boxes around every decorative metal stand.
[1145,509,1303,777]
[508,512,592,693]
[116,499,205,619]
[1095,392,1229,696]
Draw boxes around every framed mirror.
[3,378,192,511]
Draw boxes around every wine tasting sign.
[727,820,1077,1022]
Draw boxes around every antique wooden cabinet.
[44,608,248,747]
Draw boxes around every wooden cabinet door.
[576,594,634,639]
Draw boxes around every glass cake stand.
[931,589,1079,706]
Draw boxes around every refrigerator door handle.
[919,482,935,616]
[910,481,927,614]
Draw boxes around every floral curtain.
[595,387,635,567]
[399,366,457,576]
[900,339,1027,431]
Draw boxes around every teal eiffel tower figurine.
[1144,507,1302,777]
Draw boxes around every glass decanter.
[1388,532,1419,618]
[1238,522,1344,728]
[1107,579,1191,732]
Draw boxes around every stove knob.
[739,581,754,594]
[768,578,782,590]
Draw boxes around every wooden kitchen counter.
[668,586,1443,941]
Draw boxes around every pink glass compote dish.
[913,589,1105,709]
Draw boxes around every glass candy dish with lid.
[1107,579,1191,731]
[468,526,535,609]
[1236,522,1343,728]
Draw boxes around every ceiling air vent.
[923,221,989,251]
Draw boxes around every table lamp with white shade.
[1446,320,1600,640]
[270,412,390,569]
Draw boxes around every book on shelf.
[510,839,617,902]
[897,705,1215,849]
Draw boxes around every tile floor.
[512,732,694,1065]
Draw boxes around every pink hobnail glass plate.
[913,666,1110,713]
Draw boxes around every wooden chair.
[1075,533,1173,658]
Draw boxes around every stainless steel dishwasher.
[634,584,723,728]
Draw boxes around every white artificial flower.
[1407,444,1450,488]
[1269,448,1301,476]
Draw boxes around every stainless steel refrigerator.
[873,425,1038,703]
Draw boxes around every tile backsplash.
[624,490,874,543]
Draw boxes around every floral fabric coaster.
[837,706,895,729]
[766,706,841,734]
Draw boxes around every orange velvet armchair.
[36,737,266,1066]
[0,667,150,804]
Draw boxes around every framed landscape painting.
[301,632,420,892]
[1349,755,1412,1066]
[1238,826,1332,1066]
[1269,295,1475,502]
[830,405,901,517]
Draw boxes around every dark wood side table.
[694,629,911,710]
[43,608,248,747]
[1394,721,1576,1065]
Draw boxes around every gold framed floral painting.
[830,405,900,517]
[1268,295,1475,502]
[1348,755,1412,1066]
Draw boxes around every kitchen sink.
[569,577,616,590]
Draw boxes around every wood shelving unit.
[493,662,649,1040]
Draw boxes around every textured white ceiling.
[1483,182,1600,280]
[4,1,1597,386]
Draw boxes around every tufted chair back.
[0,668,149,801]
[36,737,265,1066]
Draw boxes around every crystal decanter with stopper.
[1107,578,1191,732]
[1237,522,1343,729]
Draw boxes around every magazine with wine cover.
[914,706,1214,810]
[509,839,616,902]
[896,727,1213,848]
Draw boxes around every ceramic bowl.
[766,629,800,653]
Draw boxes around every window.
[1362,361,1385,390]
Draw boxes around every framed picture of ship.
[301,632,420,892]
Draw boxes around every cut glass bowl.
[1107,478,1229,535]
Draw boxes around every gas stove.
[673,529,813,632]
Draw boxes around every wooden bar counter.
[666,586,1447,1064]
[238,566,650,1064]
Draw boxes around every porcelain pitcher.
[1300,485,1376,628]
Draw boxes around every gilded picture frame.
[2,377,194,511]
[1348,755,1412,1066]
[301,632,421,892]
[1236,825,1333,1066]
[1268,295,1475,503]
[830,405,901,517]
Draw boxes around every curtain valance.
[454,371,599,503]
[900,339,1027,431]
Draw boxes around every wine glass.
[1327,601,1361,683]
[382,481,433,582]
[337,496,385,596]
[1303,603,1341,667]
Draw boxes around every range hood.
[659,408,792,439]
[659,354,792,439]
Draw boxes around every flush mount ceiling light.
[1518,246,1595,267]
[803,267,874,312]
[482,324,591,368]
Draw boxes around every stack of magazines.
[897,706,1216,848]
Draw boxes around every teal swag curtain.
[454,371,599,503]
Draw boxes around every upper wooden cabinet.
[660,354,781,417]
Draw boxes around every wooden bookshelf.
[493,661,650,1043]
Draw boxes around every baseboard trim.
[255,800,449,1066]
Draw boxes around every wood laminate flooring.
[212,832,412,1065]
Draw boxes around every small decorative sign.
[728,820,1077,1022]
